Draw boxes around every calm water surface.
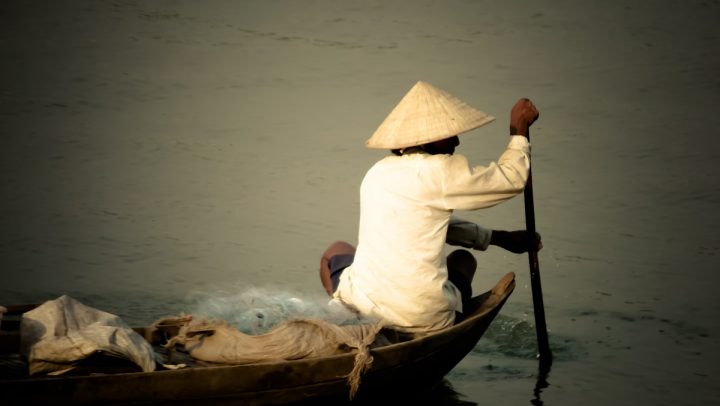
[1,1,718,404]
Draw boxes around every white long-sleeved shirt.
[334,136,530,332]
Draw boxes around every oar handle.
[523,130,553,365]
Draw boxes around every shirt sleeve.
[441,136,530,211]
[446,216,492,251]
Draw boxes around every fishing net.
[187,287,369,334]
[159,289,393,398]
[154,314,389,399]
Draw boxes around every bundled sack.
[20,295,156,375]
[156,315,388,398]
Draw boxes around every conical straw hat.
[366,81,495,149]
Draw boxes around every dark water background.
[1,1,719,404]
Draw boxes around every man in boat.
[320,81,540,332]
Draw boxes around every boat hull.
[0,273,515,405]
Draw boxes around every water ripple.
[476,314,584,361]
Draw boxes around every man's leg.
[319,241,356,296]
[447,249,477,285]
[447,249,477,318]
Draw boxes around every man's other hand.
[490,230,542,254]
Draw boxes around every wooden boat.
[0,272,515,405]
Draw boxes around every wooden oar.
[523,129,553,367]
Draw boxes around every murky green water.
[1,1,719,404]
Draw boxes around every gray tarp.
[20,295,156,375]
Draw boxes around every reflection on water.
[386,379,478,406]
[532,366,551,406]
[301,379,478,406]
